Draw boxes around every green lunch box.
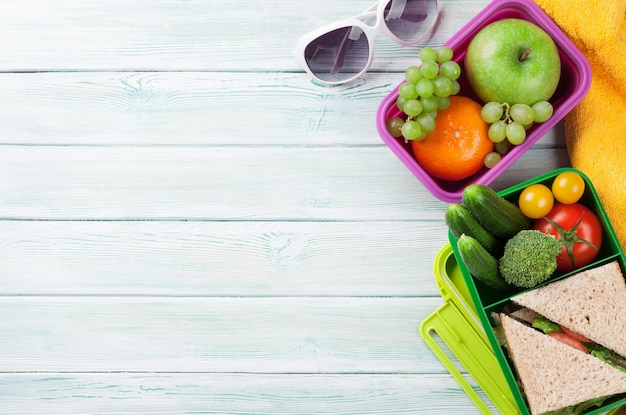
[420,168,625,415]
[421,243,624,415]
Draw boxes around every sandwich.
[500,315,626,415]
[497,260,626,415]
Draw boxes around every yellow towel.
[532,0,626,248]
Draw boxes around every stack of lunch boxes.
[419,169,626,415]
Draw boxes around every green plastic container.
[421,243,519,414]
[441,167,626,415]
[421,242,624,415]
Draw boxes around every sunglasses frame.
[296,0,440,85]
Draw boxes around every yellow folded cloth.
[533,0,626,248]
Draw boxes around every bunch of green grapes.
[386,46,462,141]
[480,100,554,146]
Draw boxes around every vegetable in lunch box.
[456,234,511,291]
[445,203,503,255]
[499,229,562,288]
[462,184,532,239]
[533,202,603,272]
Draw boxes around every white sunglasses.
[296,0,439,85]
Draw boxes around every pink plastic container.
[375,0,591,202]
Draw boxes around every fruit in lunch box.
[462,184,532,239]
[480,100,553,147]
[445,203,503,255]
[464,18,561,106]
[391,46,462,141]
[411,95,493,181]
[457,234,510,291]
[531,100,554,123]
[483,152,501,169]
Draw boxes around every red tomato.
[548,332,588,354]
[533,203,602,272]
[560,325,592,343]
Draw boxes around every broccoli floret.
[499,230,562,288]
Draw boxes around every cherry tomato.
[560,325,592,343]
[518,183,554,219]
[533,203,602,272]
[552,171,585,204]
[548,332,588,353]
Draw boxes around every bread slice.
[500,314,626,415]
[511,260,626,357]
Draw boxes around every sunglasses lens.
[303,26,369,83]
[384,0,438,42]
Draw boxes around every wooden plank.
[0,373,493,415]
[0,220,450,296]
[0,0,491,71]
[0,72,567,146]
[0,71,408,146]
[0,146,570,221]
[0,297,447,373]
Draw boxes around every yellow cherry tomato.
[551,171,585,204]
[518,183,554,219]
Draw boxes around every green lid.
[421,299,519,414]
[421,243,519,414]
[432,243,485,340]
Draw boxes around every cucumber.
[462,184,531,239]
[457,234,511,291]
[445,203,503,255]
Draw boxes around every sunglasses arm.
[330,29,355,75]
[386,0,408,20]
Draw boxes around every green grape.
[420,46,437,63]
[427,110,437,119]
[481,102,504,124]
[420,61,439,80]
[437,96,451,110]
[495,139,510,155]
[420,95,438,113]
[416,78,434,98]
[403,99,423,117]
[532,101,553,123]
[417,113,436,134]
[398,82,418,101]
[488,120,507,143]
[506,121,526,145]
[439,61,461,80]
[523,122,534,131]
[435,46,454,63]
[396,96,407,112]
[451,80,461,95]
[401,120,422,140]
[386,116,405,138]
[432,76,454,97]
[483,152,502,168]
[510,103,535,125]
[405,65,423,84]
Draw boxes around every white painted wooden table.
[0,1,581,413]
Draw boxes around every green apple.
[464,18,561,106]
